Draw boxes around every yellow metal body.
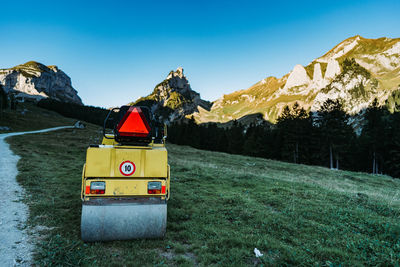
[81,135,170,200]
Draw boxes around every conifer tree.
[384,109,400,176]
[276,102,311,164]
[227,120,244,154]
[362,99,386,174]
[316,99,354,169]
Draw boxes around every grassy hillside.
[7,126,400,266]
[0,102,76,133]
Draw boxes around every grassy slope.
[0,102,76,133]
[194,76,288,123]
[7,125,400,266]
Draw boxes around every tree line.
[37,96,400,178]
[37,98,114,127]
[168,99,400,178]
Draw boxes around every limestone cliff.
[0,61,82,105]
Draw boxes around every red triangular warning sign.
[116,107,151,137]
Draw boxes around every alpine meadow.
[1,1,400,265]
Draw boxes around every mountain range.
[191,35,400,123]
[133,35,400,124]
[2,35,399,124]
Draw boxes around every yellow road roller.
[80,106,170,242]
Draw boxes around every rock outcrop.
[0,61,82,105]
[284,64,311,90]
[313,63,323,82]
[324,59,341,80]
[132,67,211,123]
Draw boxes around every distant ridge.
[191,35,400,123]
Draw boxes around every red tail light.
[116,106,151,137]
[90,181,105,194]
[148,181,161,194]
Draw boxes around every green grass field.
[7,121,400,266]
[0,102,76,133]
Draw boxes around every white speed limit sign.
[119,160,136,176]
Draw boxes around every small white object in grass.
[254,248,263,258]
[74,121,85,129]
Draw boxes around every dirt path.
[0,126,74,266]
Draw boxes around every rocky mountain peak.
[317,35,361,63]
[162,67,191,96]
[0,61,82,104]
[132,68,211,123]
[166,67,184,79]
[175,67,184,77]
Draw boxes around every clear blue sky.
[0,0,399,108]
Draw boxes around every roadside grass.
[7,127,400,266]
[0,102,76,133]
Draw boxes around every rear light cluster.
[89,181,105,194]
[86,181,166,195]
[148,181,161,194]
[147,181,166,194]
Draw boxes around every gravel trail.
[0,126,74,266]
